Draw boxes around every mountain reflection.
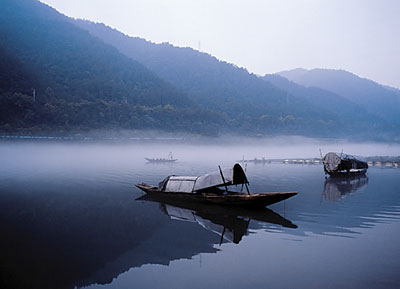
[0,185,220,289]
[137,194,297,244]
[0,185,297,289]
[323,175,368,201]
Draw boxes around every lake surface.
[0,141,399,289]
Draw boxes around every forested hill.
[75,20,399,139]
[262,74,395,135]
[75,20,354,137]
[277,68,400,124]
[1,0,399,139]
[0,0,220,135]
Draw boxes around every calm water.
[0,141,399,289]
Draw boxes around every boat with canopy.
[135,163,297,207]
[322,152,368,177]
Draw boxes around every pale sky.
[40,0,400,88]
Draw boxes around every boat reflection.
[137,194,297,244]
[323,175,368,201]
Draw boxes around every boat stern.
[135,183,158,193]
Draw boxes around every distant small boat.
[136,163,297,208]
[145,152,177,163]
[144,158,178,163]
[322,152,368,177]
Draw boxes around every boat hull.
[135,184,297,208]
[326,169,367,177]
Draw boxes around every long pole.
[245,183,250,195]
[219,227,226,246]
[218,165,229,192]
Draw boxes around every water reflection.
[137,194,297,244]
[0,184,224,289]
[0,142,400,289]
[323,175,368,201]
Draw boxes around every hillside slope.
[0,0,220,135]
[1,0,398,139]
[76,20,353,136]
[277,68,400,124]
[263,74,390,134]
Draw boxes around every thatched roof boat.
[322,152,368,177]
[135,163,297,208]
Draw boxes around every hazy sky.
[40,0,400,88]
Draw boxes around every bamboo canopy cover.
[158,163,249,193]
[323,152,368,174]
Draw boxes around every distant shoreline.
[1,134,400,145]
[0,135,185,142]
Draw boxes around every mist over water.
[2,136,399,168]
[0,139,399,289]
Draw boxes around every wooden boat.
[145,152,177,163]
[322,152,368,177]
[144,158,177,163]
[135,163,297,208]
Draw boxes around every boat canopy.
[323,152,368,173]
[159,163,248,193]
[323,152,342,172]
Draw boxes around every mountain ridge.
[75,19,399,139]
[277,68,400,124]
[0,0,222,135]
[0,0,399,140]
